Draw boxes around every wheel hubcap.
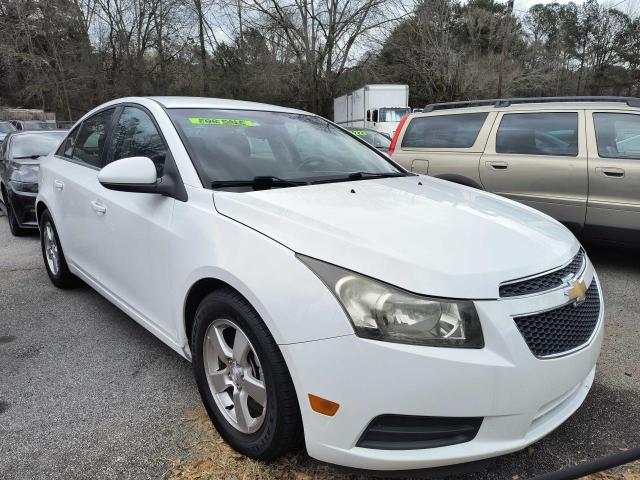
[43,222,60,276]
[203,319,267,434]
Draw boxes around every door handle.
[596,167,625,178]
[486,161,509,170]
[54,179,64,191]
[90,200,107,215]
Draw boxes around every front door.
[585,110,640,243]
[480,110,588,235]
[93,105,176,338]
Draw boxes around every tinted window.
[401,113,488,149]
[168,109,399,186]
[9,132,67,159]
[71,109,114,167]
[110,107,167,176]
[594,113,640,159]
[496,113,578,156]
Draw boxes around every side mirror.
[366,110,371,122]
[98,156,158,193]
[372,109,378,124]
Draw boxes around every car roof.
[8,129,68,137]
[419,97,640,116]
[148,96,312,115]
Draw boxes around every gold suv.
[389,97,640,245]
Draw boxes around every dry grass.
[167,406,360,480]
[168,407,640,480]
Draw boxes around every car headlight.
[298,255,483,348]
[9,163,39,192]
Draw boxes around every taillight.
[388,115,409,156]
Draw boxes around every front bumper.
[281,269,603,471]
[6,184,37,229]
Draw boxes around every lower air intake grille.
[514,281,601,358]
[357,415,483,450]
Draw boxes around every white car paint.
[97,156,157,185]
[37,96,603,471]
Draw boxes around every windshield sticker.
[189,118,255,127]
[351,130,368,136]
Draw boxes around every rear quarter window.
[401,113,488,149]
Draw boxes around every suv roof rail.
[423,96,640,112]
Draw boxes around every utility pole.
[497,0,514,98]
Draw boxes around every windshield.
[10,132,66,159]
[22,121,55,130]
[379,108,410,123]
[347,128,391,149]
[0,122,16,134]
[169,109,401,186]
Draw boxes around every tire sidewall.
[192,292,287,458]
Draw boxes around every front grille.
[513,281,601,357]
[357,415,483,450]
[499,249,585,298]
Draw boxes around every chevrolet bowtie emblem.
[566,279,587,305]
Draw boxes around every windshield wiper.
[347,171,409,180]
[211,176,309,190]
[12,155,43,160]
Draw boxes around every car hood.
[213,176,579,299]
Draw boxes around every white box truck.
[333,84,410,137]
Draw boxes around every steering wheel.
[297,155,343,172]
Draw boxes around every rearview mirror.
[98,156,158,193]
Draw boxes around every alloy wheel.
[43,222,60,276]
[203,318,267,434]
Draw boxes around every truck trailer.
[333,84,410,137]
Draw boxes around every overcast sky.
[510,0,639,15]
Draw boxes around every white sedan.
[36,96,603,471]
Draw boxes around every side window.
[56,126,80,158]
[110,107,167,176]
[70,109,115,167]
[401,113,488,149]
[593,113,640,159]
[496,112,578,157]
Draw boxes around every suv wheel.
[192,289,303,460]
[40,210,75,288]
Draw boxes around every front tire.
[2,189,26,237]
[192,289,303,460]
[40,210,75,289]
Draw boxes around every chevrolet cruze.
[36,97,604,471]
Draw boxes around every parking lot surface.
[0,215,638,479]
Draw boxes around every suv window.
[593,113,640,159]
[110,107,167,176]
[65,109,114,167]
[401,113,488,149]
[496,113,578,157]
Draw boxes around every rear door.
[585,110,640,243]
[47,108,115,281]
[391,111,495,184]
[479,110,587,234]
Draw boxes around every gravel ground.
[0,215,638,480]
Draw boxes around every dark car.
[344,126,391,151]
[0,121,17,143]
[0,130,67,235]
[10,120,58,131]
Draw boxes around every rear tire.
[40,210,75,289]
[192,289,303,461]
